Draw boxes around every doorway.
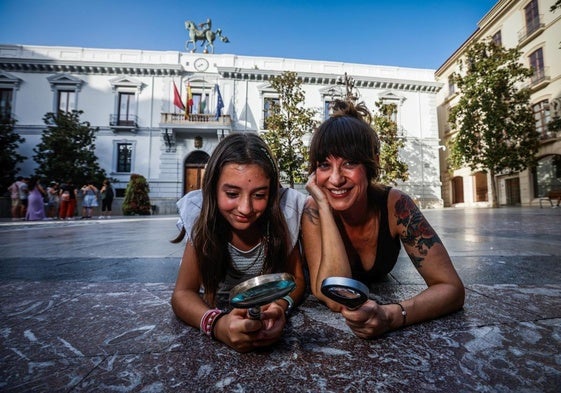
[505,177,521,206]
[184,150,210,195]
[452,176,464,204]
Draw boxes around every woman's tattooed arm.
[394,195,442,269]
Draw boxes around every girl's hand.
[214,306,285,353]
[341,300,392,339]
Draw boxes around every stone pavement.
[0,207,560,392]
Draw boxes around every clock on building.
[194,58,209,72]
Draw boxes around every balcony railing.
[109,114,138,129]
[160,113,231,126]
[524,67,550,90]
[518,15,544,44]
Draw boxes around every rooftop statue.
[185,18,230,54]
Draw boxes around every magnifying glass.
[321,277,369,310]
[229,273,296,319]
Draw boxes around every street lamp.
[336,72,359,102]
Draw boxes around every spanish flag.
[185,82,193,119]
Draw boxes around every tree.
[0,114,26,193]
[372,101,409,185]
[122,173,151,215]
[33,110,107,187]
[262,71,317,188]
[448,40,539,207]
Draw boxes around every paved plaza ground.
[1,206,560,392]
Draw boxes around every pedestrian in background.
[46,181,60,219]
[81,182,98,219]
[7,177,22,220]
[25,176,46,221]
[99,179,114,219]
[59,180,77,220]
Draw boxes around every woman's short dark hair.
[309,100,380,183]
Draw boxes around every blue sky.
[0,0,498,70]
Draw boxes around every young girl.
[171,133,307,353]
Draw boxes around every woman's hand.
[305,172,328,206]
[213,304,286,353]
[340,300,393,339]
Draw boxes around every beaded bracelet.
[392,303,407,327]
[200,309,222,336]
[210,311,229,340]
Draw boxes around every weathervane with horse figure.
[185,18,230,54]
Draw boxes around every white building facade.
[436,0,561,207]
[1,44,443,214]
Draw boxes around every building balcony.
[518,16,545,46]
[159,112,232,131]
[525,67,550,91]
[539,129,559,143]
[109,114,138,132]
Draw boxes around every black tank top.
[351,186,401,282]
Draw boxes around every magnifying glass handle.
[248,307,261,320]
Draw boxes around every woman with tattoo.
[302,99,464,339]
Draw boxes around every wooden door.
[185,166,205,194]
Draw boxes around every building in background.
[0,44,443,214]
[436,0,561,207]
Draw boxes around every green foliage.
[448,40,539,207]
[0,114,26,193]
[122,173,151,215]
[372,101,409,185]
[33,110,107,187]
[261,71,317,188]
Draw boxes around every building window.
[263,97,279,128]
[47,74,83,114]
[524,0,541,35]
[533,100,550,138]
[57,90,76,113]
[191,92,210,114]
[0,88,13,117]
[110,76,142,128]
[492,30,502,46]
[116,142,133,173]
[118,92,136,126]
[324,101,334,119]
[448,75,456,96]
[529,48,545,84]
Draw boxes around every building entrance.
[184,150,209,195]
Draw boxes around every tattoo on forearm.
[303,206,320,225]
[394,195,442,269]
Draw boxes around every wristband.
[392,303,407,327]
[281,295,294,315]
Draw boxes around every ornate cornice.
[217,66,442,93]
[0,58,183,76]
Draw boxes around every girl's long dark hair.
[192,133,289,306]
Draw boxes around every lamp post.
[337,72,359,102]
